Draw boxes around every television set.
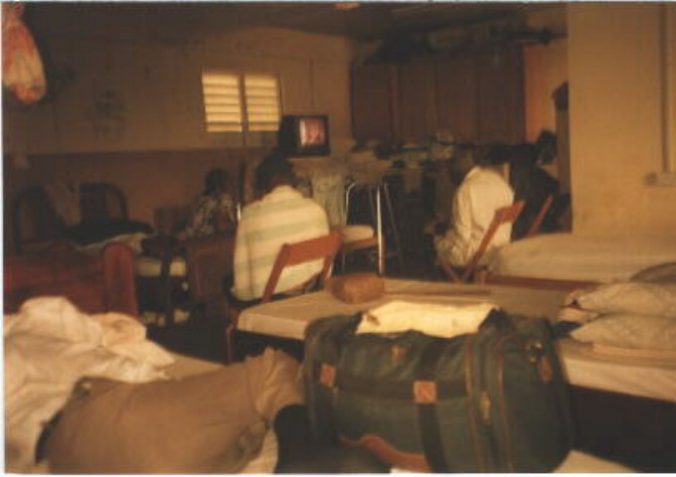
[277,114,330,157]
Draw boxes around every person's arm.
[184,196,210,237]
[232,214,252,300]
[441,183,473,265]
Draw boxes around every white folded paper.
[357,300,496,339]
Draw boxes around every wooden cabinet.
[435,55,479,143]
[351,63,397,143]
[397,60,438,143]
[351,48,525,145]
[475,48,524,144]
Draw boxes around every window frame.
[200,69,282,142]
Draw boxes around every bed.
[4,242,139,317]
[486,232,676,286]
[237,278,676,471]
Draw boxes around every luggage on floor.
[303,310,574,472]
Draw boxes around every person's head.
[477,143,511,168]
[508,143,538,168]
[449,147,475,186]
[204,168,229,196]
[255,151,295,195]
[535,130,557,164]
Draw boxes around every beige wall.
[568,3,676,233]
[524,6,568,142]
[523,41,567,142]
[4,26,355,154]
[3,19,356,250]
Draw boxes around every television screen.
[299,117,327,147]
[278,115,330,156]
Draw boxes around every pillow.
[631,262,676,284]
[570,313,676,351]
[569,282,676,319]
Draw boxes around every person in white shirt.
[434,145,515,267]
[232,153,330,302]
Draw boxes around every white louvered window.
[244,74,281,132]
[201,70,281,134]
[201,71,243,133]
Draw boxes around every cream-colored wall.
[4,26,355,154]
[3,20,356,250]
[523,41,567,142]
[524,6,568,142]
[568,3,676,233]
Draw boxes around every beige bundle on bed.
[46,348,303,474]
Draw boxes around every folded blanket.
[357,300,496,338]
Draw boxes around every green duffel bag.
[303,309,574,472]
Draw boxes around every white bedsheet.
[489,233,676,282]
[558,338,676,403]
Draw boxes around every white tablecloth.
[237,279,570,340]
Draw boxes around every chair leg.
[225,322,235,364]
[439,259,464,283]
[225,308,239,364]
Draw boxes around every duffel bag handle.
[479,308,516,333]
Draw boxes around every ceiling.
[26,2,554,42]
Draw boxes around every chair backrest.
[442,201,524,283]
[185,233,236,303]
[525,194,554,238]
[261,231,342,303]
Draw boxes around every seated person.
[232,152,330,302]
[508,141,560,239]
[183,168,237,239]
[434,145,514,267]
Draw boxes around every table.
[237,278,570,340]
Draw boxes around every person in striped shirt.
[232,153,330,302]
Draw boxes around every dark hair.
[255,151,294,194]
[508,143,538,167]
[535,130,557,164]
[478,143,511,166]
[204,168,229,196]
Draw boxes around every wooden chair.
[225,231,342,362]
[525,194,554,238]
[440,201,525,284]
[184,232,235,318]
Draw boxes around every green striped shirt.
[233,186,329,301]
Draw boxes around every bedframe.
[12,182,129,254]
[4,242,139,317]
[236,279,676,471]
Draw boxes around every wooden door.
[397,59,438,143]
[476,48,525,144]
[435,54,479,143]
[351,63,396,143]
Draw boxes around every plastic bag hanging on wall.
[2,3,46,104]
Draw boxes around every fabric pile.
[2,3,47,104]
[4,297,174,472]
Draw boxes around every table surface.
[237,278,571,340]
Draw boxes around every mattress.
[489,233,676,282]
[558,338,676,403]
